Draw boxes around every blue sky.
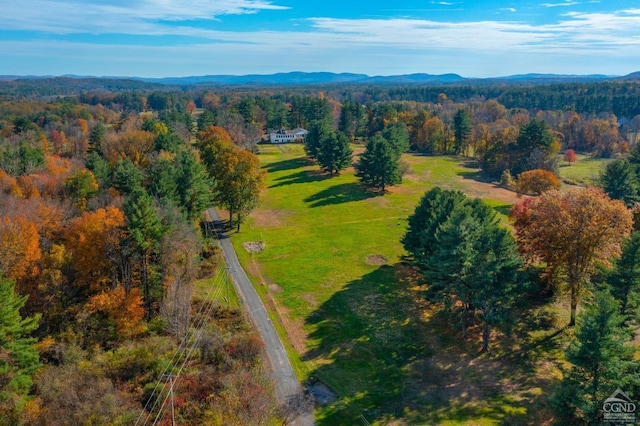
[1,0,639,78]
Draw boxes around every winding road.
[207,208,314,426]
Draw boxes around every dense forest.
[1,77,640,424]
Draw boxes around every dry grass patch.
[268,283,283,293]
[301,293,319,308]
[264,291,310,356]
[249,208,291,227]
[242,241,266,253]
[366,254,388,265]
[456,177,526,205]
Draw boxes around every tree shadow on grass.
[304,264,433,425]
[269,170,333,188]
[263,157,312,174]
[493,204,513,217]
[304,183,381,207]
[460,159,481,169]
[457,167,491,183]
[305,264,565,425]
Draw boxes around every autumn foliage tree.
[64,207,125,296]
[220,148,266,231]
[86,286,145,341]
[102,129,155,166]
[0,216,41,285]
[197,126,265,231]
[516,169,561,196]
[197,125,233,165]
[159,215,202,340]
[510,187,632,325]
[563,149,577,165]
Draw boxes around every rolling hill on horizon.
[1,70,638,87]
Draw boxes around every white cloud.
[500,8,517,12]
[1,3,640,77]
[0,0,289,33]
[541,1,579,7]
[305,10,640,54]
[2,1,639,55]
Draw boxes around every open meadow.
[227,144,610,425]
[557,153,615,186]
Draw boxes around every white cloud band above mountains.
[1,1,639,77]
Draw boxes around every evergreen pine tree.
[381,123,410,155]
[304,120,331,160]
[85,151,111,190]
[88,122,106,153]
[354,135,401,191]
[419,197,524,348]
[112,158,144,195]
[551,290,638,425]
[148,156,180,207]
[402,187,466,264]
[0,275,41,418]
[317,131,353,175]
[453,108,472,155]
[175,148,215,221]
[608,231,640,325]
[600,159,639,207]
[124,189,165,315]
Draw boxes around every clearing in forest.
[228,144,595,425]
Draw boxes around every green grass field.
[227,144,569,425]
[557,153,614,185]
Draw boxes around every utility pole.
[162,374,178,426]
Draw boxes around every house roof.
[271,127,307,136]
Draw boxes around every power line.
[151,274,226,425]
[135,268,226,425]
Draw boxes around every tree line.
[0,93,270,422]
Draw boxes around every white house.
[269,128,308,144]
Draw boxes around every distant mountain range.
[128,71,634,86]
[1,71,639,86]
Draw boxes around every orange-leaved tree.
[516,169,561,196]
[0,216,41,284]
[563,149,577,165]
[86,286,145,339]
[64,206,125,296]
[510,187,632,325]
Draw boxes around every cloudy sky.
[1,0,639,78]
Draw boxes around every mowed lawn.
[557,153,614,185]
[228,144,565,425]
